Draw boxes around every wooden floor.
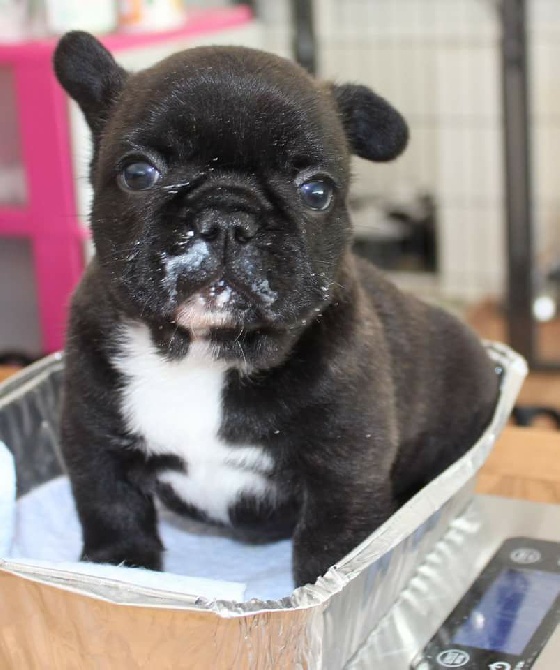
[478,427,560,503]
[467,300,560,413]
[0,366,18,384]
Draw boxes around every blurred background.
[0,0,558,419]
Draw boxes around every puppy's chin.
[175,304,234,335]
[175,281,238,335]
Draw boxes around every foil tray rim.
[0,342,527,617]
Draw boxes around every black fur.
[54,32,128,138]
[54,32,498,588]
[333,83,409,161]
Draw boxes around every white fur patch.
[114,323,274,524]
[161,238,207,300]
[175,292,233,331]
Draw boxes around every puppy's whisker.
[168,324,177,342]
[162,182,191,195]
[161,172,206,195]
[237,340,248,368]
[234,327,245,345]
[166,320,181,355]
[139,287,160,319]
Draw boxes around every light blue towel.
[6,463,294,602]
[0,441,16,556]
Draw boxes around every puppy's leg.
[68,453,163,569]
[292,473,396,587]
[62,406,163,571]
[76,465,162,570]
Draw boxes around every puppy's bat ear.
[332,84,409,162]
[53,31,128,137]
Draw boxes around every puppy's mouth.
[174,279,243,333]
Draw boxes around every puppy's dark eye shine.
[299,180,333,211]
[118,162,160,191]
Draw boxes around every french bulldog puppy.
[54,32,499,588]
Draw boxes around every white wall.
[314,0,504,302]
[531,1,560,272]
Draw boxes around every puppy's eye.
[118,162,160,191]
[299,180,333,211]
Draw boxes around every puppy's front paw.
[81,539,163,571]
[293,561,323,589]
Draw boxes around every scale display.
[412,538,560,669]
[452,567,560,655]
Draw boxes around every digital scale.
[360,495,560,670]
[412,536,560,669]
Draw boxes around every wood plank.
[477,426,560,503]
[467,299,560,410]
[0,366,19,383]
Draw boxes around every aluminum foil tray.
[0,342,526,669]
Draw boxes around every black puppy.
[54,32,498,588]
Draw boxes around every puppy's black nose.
[195,210,259,244]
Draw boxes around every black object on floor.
[0,351,37,368]
[512,405,560,429]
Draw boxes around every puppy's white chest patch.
[114,323,273,524]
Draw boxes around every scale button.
[510,547,541,564]
[436,649,470,667]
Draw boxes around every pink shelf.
[0,206,30,235]
[0,6,253,62]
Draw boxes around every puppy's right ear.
[332,84,408,162]
[53,31,128,137]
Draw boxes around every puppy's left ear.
[53,31,128,138]
[332,84,409,162]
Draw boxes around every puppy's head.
[54,32,407,363]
